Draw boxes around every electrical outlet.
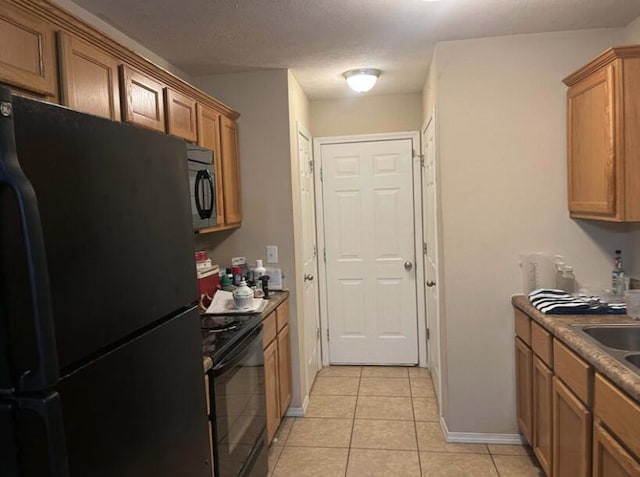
[266,245,278,264]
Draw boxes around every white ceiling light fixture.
[343,68,381,93]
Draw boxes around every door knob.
[426,281,436,287]
[304,274,314,282]
[404,261,413,271]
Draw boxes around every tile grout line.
[411,371,425,477]
[344,369,362,477]
[488,451,502,477]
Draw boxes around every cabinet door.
[165,88,197,142]
[120,65,166,132]
[197,104,225,226]
[533,356,553,476]
[220,116,242,225]
[264,339,280,444]
[58,32,121,121]
[593,421,640,477]
[553,376,592,477]
[0,3,56,96]
[567,63,617,218]
[515,337,533,445]
[277,324,292,417]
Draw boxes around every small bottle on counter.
[555,260,565,290]
[612,250,626,296]
[561,265,576,294]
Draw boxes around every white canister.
[232,279,254,310]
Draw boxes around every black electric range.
[201,313,263,363]
[201,313,267,477]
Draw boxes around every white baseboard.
[284,394,309,417]
[440,416,526,445]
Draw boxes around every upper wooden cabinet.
[0,3,57,96]
[165,88,197,142]
[58,32,121,121]
[564,46,640,222]
[197,104,225,227]
[220,116,242,225]
[120,65,166,133]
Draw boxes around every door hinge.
[323,248,326,263]
[320,167,323,181]
[326,328,330,341]
[316,327,320,339]
[420,155,425,168]
[426,328,430,340]
[313,244,317,258]
[423,242,427,255]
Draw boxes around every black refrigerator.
[0,87,212,477]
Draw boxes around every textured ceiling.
[70,0,640,99]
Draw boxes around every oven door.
[210,325,266,477]
[188,159,217,230]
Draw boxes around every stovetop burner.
[201,313,262,362]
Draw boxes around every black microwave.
[187,144,217,230]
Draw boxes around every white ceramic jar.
[232,279,254,310]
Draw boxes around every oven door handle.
[212,324,263,377]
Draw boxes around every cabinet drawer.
[276,299,289,332]
[553,339,592,406]
[514,308,531,345]
[595,373,640,459]
[263,311,277,348]
[532,321,553,367]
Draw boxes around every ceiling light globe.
[343,69,380,93]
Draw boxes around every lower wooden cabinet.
[514,305,640,477]
[263,298,292,444]
[533,356,553,476]
[593,421,640,477]
[277,324,292,416]
[264,339,280,444]
[552,376,592,477]
[515,337,533,444]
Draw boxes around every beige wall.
[193,70,305,410]
[428,28,633,434]
[311,93,422,137]
[53,0,192,82]
[625,16,640,43]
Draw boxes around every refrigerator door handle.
[19,393,70,477]
[0,86,60,391]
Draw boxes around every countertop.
[512,295,640,403]
[201,290,290,374]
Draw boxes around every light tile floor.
[268,366,544,477]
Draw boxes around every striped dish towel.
[528,289,626,315]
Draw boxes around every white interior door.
[422,117,441,398]
[298,124,321,390]
[321,139,418,365]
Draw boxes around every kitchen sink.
[572,323,640,376]
[582,325,640,351]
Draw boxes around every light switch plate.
[266,245,278,264]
